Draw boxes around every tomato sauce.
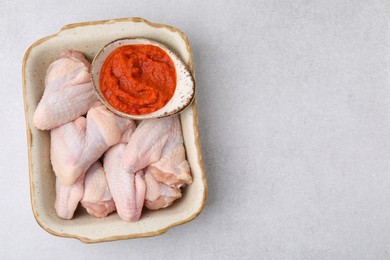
[99,44,176,115]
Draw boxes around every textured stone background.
[2,0,390,259]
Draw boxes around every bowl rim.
[22,17,207,243]
[91,37,196,120]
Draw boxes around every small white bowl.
[91,38,195,120]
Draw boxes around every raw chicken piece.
[81,161,116,218]
[54,174,85,220]
[147,142,192,188]
[104,144,146,222]
[59,50,90,68]
[51,102,136,185]
[123,115,192,188]
[33,50,98,130]
[144,170,182,210]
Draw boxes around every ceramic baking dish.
[22,17,207,243]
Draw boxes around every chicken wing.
[81,161,116,218]
[51,102,136,185]
[33,50,98,130]
[54,173,85,220]
[104,143,146,222]
[144,170,182,210]
[122,115,192,188]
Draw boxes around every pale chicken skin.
[144,170,182,210]
[147,142,191,188]
[33,50,98,130]
[50,102,136,185]
[123,115,192,188]
[80,161,116,218]
[54,174,85,220]
[34,49,193,221]
[104,144,146,222]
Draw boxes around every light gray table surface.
[2,0,390,259]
